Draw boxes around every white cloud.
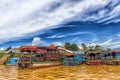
[0,0,120,44]
[117,34,120,37]
[0,48,4,51]
[47,32,96,38]
[97,5,120,23]
[88,39,120,49]
[99,39,112,46]
[32,37,41,46]
[53,42,63,46]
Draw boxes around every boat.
[29,61,62,69]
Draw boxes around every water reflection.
[0,65,120,80]
[0,65,17,80]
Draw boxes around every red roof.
[27,46,39,49]
[112,50,120,53]
[36,49,47,53]
[47,44,56,49]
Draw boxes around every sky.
[0,0,120,49]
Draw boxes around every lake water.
[0,65,120,80]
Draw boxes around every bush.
[0,53,6,59]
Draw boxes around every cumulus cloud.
[32,37,41,46]
[0,48,4,51]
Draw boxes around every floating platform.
[63,61,78,66]
[104,60,120,65]
[86,60,103,65]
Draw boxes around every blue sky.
[0,0,120,49]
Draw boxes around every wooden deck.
[17,61,62,69]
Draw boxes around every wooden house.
[73,51,85,64]
[104,50,120,65]
[19,44,65,63]
[112,50,120,59]
[85,49,103,65]
[63,53,77,66]
[63,51,85,66]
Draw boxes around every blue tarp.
[6,58,18,65]
[116,53,120,59]
[63,51,85,66]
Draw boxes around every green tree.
[106,48,111,52]
[94,45,102,50]
[64,42,71,50]
[81,43,88,50]
[88,45,94,50]
[71,43,79,51]
[64,42,79,51]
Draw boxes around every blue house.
[63,51,85,66]
[116,53,120,59]
[74,51,85,64]
[5,58,18,65]
[112,50,120,59]
[104,50,120,65]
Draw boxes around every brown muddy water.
[0,65,120,80]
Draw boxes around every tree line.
[64,42,111,52]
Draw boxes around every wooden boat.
[29,63,62,69]
[86,60,103,65]
[17,61,62,69]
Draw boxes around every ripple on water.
[0,65,120,80]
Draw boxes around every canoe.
[86,60,103,65]
[29,63,62,69]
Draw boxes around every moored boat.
[85,50,103,65]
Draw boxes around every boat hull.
[86,60,103,65]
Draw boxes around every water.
[0,65,120,80]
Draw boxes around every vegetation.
[12,53,21,58]
[106,48,111,52]
[81,43,111,52]
[94,45,102,50]
[81,43,88,51]
[0,53,6,59]
[64,42,79,51]
[64,42,111,52]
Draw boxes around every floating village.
[0,43,120,69]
